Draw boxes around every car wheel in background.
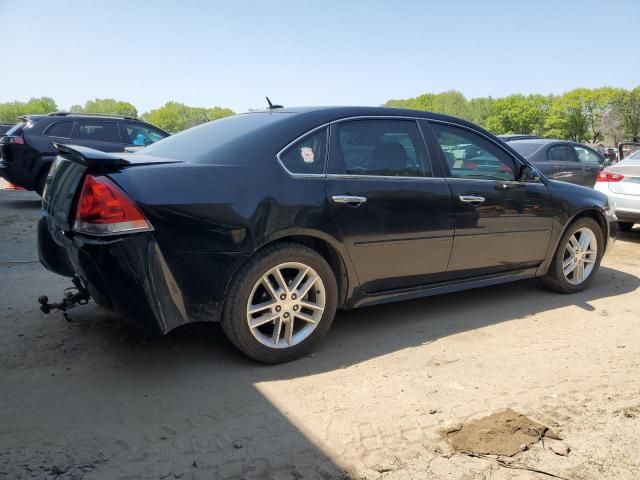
[222,242,338,363]
[541,217,604,293]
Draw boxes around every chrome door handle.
[332,195,367,205]
[459,195,485,203]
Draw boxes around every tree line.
[1,87,639,144]
[385,87,640,144]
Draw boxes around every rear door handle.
[332,195,367,205]
[459,195,485,203]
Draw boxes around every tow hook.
[38,277,90,322]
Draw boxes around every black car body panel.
[0,113,169,192]
[38,107,616,334]
[507,139,606,187]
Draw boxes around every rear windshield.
[509,142,542,156]
[4,121,26,136]
[137,112,295,162]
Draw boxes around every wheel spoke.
[284,318,294,345]
[260,275,279,300]
[583,257,596,264]
[250,312,279,329]
[272,317,283,347]
[299,300,323,311]
[562,256,575,269]
[563,261,578,277]
[568,236,581,254]
[273,268,289,293]
[297,274,319,299]
[248,300,275,315]
[579,230,592,250]
[291,267,310,293]
[575,261,585,282]
[295,311,318,324]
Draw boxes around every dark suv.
[0,112,169,194]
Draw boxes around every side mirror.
[518,164,540,182]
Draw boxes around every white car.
[595,149,640,231]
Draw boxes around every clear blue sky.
[1,0,638,113]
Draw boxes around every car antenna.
[266,97,283,110]
[40,101,49,114]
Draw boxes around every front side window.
[574,146,601,164]
[44,121,73,138]
[74,121,121,143]
[122,122,168,146]
[331,119,431,177]
[279,128,327,175]
[431,123,516,181]
[547,145,576,162]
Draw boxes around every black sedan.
[508,139,606,187]
[39,107,617,363]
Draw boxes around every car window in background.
[431,123,516,181]
[508,142,542,157]
[44,122,73,138]
[574,146,601,164]
[122,123,168,146]
[333,119,431,177]
[547,145,576,162]
[279,128,327,175]
[74,121,121,143]
[4,122,25,136]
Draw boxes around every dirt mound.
[446,409,558,456]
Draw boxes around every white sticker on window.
[300,146,314,163]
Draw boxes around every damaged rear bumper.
[38,214,250,333]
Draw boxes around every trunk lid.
[606,164,640,197]
[43,144,182,231]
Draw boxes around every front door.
[427,121,554,277]
[545,144,584,185]
[326,118,455,293]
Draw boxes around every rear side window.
[574,146,601,164]
[44,122,73,138]
[279,128,327,175]
[121,122,168,146]
[74,121,121,143]
[330,119,431,177]
[547,145,575,162]
[431,123,516,181]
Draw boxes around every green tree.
[73,98,138,117]
[544,90,589,141]
[0,97,58,123]
[484,94,551,135]
[141,102,234,132]
[467,97,495,128]
[613,87,640,141]
[385,90,470,119]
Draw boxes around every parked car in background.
[507,139,606,187]
[595,148,640,232]
[0,112,169,194]
[39,107,616,363]
[497,134,542,142]
[0,124,13,135]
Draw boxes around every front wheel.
[222,243,338,363]
[541,217,604,293]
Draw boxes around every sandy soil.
[0,189,639,480]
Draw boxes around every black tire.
[221,242,338,363]
[618,222,635,232]
[35,171,48,197]
[541,217,604,294]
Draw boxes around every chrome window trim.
[326,173,446,181]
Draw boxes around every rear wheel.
[541,217,604,293]
[618,222,635,232]
[221,243,338,363]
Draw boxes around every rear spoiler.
[53,144,130,169]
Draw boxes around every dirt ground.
[1,189,639,480]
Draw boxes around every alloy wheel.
[246,262,326,349]
[562,227,598,285]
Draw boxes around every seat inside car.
[371,142,409,174]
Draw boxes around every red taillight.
[0,135,25,145]
[463,161,476,169]
[73,175,152,236]
[596,171,624,183]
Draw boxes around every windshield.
[138,112,295,162]
[509,142,542,157]
[625,149,640,161]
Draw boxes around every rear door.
[427,121,553,277]
[326,118,454,293]
[71,120,126,152]
[545,144,583,185]
[573,145,604,187]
